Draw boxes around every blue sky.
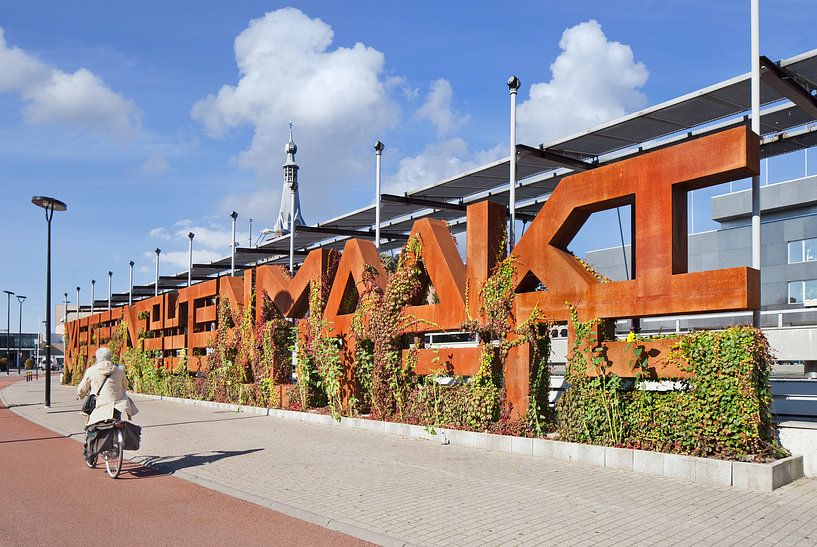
[1,1,815,333]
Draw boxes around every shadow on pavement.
[137,448,264,473]
[0,435,67,444]
[140,416,266,429]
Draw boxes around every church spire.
[274,122,305,235]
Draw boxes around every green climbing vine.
[557,305,787,461]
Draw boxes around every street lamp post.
[107,271,112,311]
[507,75,520,249]
[16,295,26,373]
[90,279,95,315]
[230,211,238,276]
[188,232,194,287]
[3,290,12,374]
[374,141,384,252]
[289,179,296,275]
[62,292,69,369]
[31,195,67,408]
[248,218,253,248]
[75,286,80,371]
[128,261,134,306]
[154,249,161,297]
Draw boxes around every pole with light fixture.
[3,290,12,374]
[16,295,26,373]
[230,211,238,276]
[154,249,161,297]
[31,195,67,407]
[128,261,134,305]
[507,75,520,249]
[90,279,95,315]
[374,141,384,252]
[188,232,194,287]
[62,292,68,364]
[107,271,112,311]
[750,0,761,328]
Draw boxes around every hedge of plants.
[61,235,786,461]
[556,307,786,461]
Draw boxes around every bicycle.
[83,419,125,478]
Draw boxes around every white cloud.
[385,138,503,195]
[0,27,140,140]
[139,153,169,176]
[191,7,400,189]
[517,20,648,146]
[221,186,281,228]
[149,227,170,239]
[173,223,232,251]
[416,79,468,136]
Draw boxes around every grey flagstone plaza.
[3,378,817,546]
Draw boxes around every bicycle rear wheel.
[104,430,124,478]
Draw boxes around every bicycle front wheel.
[104,430,124,478]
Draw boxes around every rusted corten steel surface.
[64,127,759,413]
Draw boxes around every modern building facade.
[0,332,39,368]
[586,173,817,368]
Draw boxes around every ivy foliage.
[557,306,786,461]
[353,235,426,421]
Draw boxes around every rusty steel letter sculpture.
[64,126,759,415]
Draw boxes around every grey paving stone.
[3,379,816,547]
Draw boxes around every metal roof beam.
[760,55,817,121]
[517,144,597,172]
[380,193,467,212]
[235,246,289,255]
[300,225,409,241]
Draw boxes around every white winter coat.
[76,360,138,426]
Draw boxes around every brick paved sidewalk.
[4,379,817,546]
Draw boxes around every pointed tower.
[273,123,305,235]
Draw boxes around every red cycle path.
[0,376,368,546]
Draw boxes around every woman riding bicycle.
[77,347,138,426]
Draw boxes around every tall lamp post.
[154,249,161,297]
[230,211,238,276]
[31,195,67,408]
[128,261,134,306]
[507,75,520,249]
[16,295,26,373]
[374,141,384,252]
[75,286,80,371]
[62,292,69,367]
[3,290,12,374]
[188,232,195,287]
[90,279,96,315]
[107,271,112,311]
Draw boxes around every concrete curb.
[129,392,805,492]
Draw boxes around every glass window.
[789,281,804,304]
[806,239,817,263]
[789,238,817,264]
[789,240,803,263]
[806,280,817,303]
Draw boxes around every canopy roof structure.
[95,49,817,310]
